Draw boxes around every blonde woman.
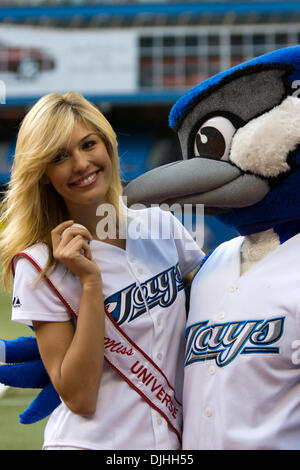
[0,92,203,450]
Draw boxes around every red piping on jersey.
[12,252,77,321]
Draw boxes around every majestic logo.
[12,296,22,308]
[185,316,285,367]
[105,263,184,325]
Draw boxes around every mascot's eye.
[194,116,236,161]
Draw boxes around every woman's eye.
[82,140,96,150]
[51,151,68,164]
[193,116,237,161]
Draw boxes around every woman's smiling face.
[43,121,113,211]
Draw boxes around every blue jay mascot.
[1,45,300,449]
[124,45,300,450]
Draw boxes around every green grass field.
[0,288,48,450]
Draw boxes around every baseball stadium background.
[0,0,299,449]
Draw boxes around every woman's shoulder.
[13,242,49,268]
[11,242,52,280]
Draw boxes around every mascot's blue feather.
[19,382,61,425]
[0,360,49,388]
[4,336,40,363]
[0,335,61,423]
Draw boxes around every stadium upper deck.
[0,1,299,28]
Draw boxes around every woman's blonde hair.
[0,91,123,292]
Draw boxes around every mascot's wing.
[20,382,61,424]
[0,336,61,423]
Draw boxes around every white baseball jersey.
[11,207,203,450]
[183,234,300,450]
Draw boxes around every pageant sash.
[12,251,182,443]
[103,307,182,442]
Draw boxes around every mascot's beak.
[123,157,270,215]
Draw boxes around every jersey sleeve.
[170,212,205,278]
[11,256,72,327]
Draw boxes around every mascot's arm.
[193,249,215,277]
[184,251,214,314]
[0,336,61,423]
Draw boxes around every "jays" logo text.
[105,263,184,325]
[185,317,285,367]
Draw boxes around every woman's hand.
[51,220,101,286]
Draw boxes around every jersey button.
[157,352,163,361]
[157,417,163,425]
[208,366,215,376]
[229,284,238,293]
[205,407,213,418]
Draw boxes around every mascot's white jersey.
[183,234,300,450]
[11,207,203,450]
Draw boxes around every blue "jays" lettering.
[105,263,184,325]
[185,317,285,367]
